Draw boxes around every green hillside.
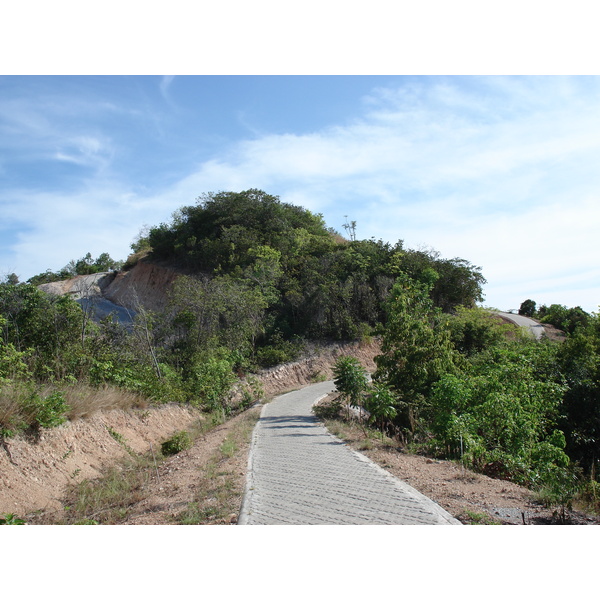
[2,189,599,517]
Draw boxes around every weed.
[310,371,327,383]
[106,426,135,456]
[73,519,99,525]
[161,431,192,456]
[220,438,237,458]
[462,510,499,525]
[238,376,264,410]
[71,468,81,479]
[357,438,373,451]
[0,513,26,525]
[107,426,125,444]
[58,457,153,524]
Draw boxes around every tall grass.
[0,381,147,436]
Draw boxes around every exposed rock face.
[103,261,181,312]
[38,271,117,300]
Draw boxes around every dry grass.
[60,457,155,524]
[0,383,23,430]
[63,383,147,420]
[0,381,147,434]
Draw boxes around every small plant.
[462,510,499,525]
[25,390,68,429]
[0,513,26,525]
[357,438,373,451]
[106,426,136,456]
[73,519,99,525]
[220,438,237,458]
[313,397,343,420]
[239,376,264,410]
[107,426,125,444]
[310,370,327,383]
[161,431,192,456]
[363,383,397,439]
[333,356,369,404]
[536,465,582,523]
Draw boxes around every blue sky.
[1,75,599,313]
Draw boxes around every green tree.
[363,383,397,438]
[374,274,458,437]
[430,342,568,483]
[333,356,369,420]
[519,299,536,317]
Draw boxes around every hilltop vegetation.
[2,189,599,521]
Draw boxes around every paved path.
[239,381,460,525]
[494,311,545,340]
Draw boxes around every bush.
[238,375,265,410]
[25,390,68,429]
[186,355,236,413]
[535,465,582,523]
[161,431,192,456]
[333,356,368,405]
[1,384,68,436]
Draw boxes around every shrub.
[24,390,68,429]
[535,465,582,523]
[161,431,192,456]
[1,384,68,435]
[186,355,236,413]
[238,375,264,410]
[333,356,368,405]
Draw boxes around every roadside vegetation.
[324,286,600,523]
[2,188,598,524]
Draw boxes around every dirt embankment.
[0,340,381,518]
[102,261,181,312]
[37,260,182,314]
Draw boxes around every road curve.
[494,311,545,340]
[238,381,460,525]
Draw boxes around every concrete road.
[239,381,460,525]
[494,311,545,340]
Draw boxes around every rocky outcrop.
[103,261,181,312]
[38,271,117,300]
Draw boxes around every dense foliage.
[369,287,600,508]
[146,189,485,342]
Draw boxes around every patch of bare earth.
[121,406,261,525]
